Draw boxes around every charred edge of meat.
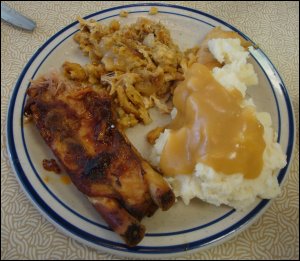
[83,152,113,180]
[28,101,81,144]
[146,202,159,217]
[123,223,146,247]
[26,80,48,98]
[42,159,61,174]
[123,205,146,222]
[44,104,80,139]
[84,92,112,122]
[94,121,115,144]
[24,98,35,117]
[159,189,175,211]
[64,139,87,167]
[84,92,116,144]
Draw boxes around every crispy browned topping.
[42,159,61,174]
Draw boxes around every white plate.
[7,3,295,259]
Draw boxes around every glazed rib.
[24,74,175,246]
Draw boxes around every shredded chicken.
[68,17,185,128]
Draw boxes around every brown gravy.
[160,63,265,179]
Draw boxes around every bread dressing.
[160,63,265,179]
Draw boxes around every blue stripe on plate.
[7,3,295,254]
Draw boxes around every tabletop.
[1,1,299,260]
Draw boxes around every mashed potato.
[208,38,258,97]
[73,17,184,128]
[150,38,286,210]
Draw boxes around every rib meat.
[24,74,175,246]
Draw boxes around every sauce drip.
[160,63,265,179]
[60,175,71,185]
[43,176,50,183]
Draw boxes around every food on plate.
[197,26,252,70]
[62,61,88,82]
[147,126,166,145]
[42,159,61,174]
[24,15,287,247]
[24,73,175,246]
[150,29,286,210]
[70,17,184,128]
[60,175,72,185]
[119,10,128,18]
[149,7,158,15]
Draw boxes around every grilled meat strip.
[24,74,175,246]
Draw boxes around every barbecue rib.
[24,73,175,246]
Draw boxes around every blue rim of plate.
[6,3,295,255]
